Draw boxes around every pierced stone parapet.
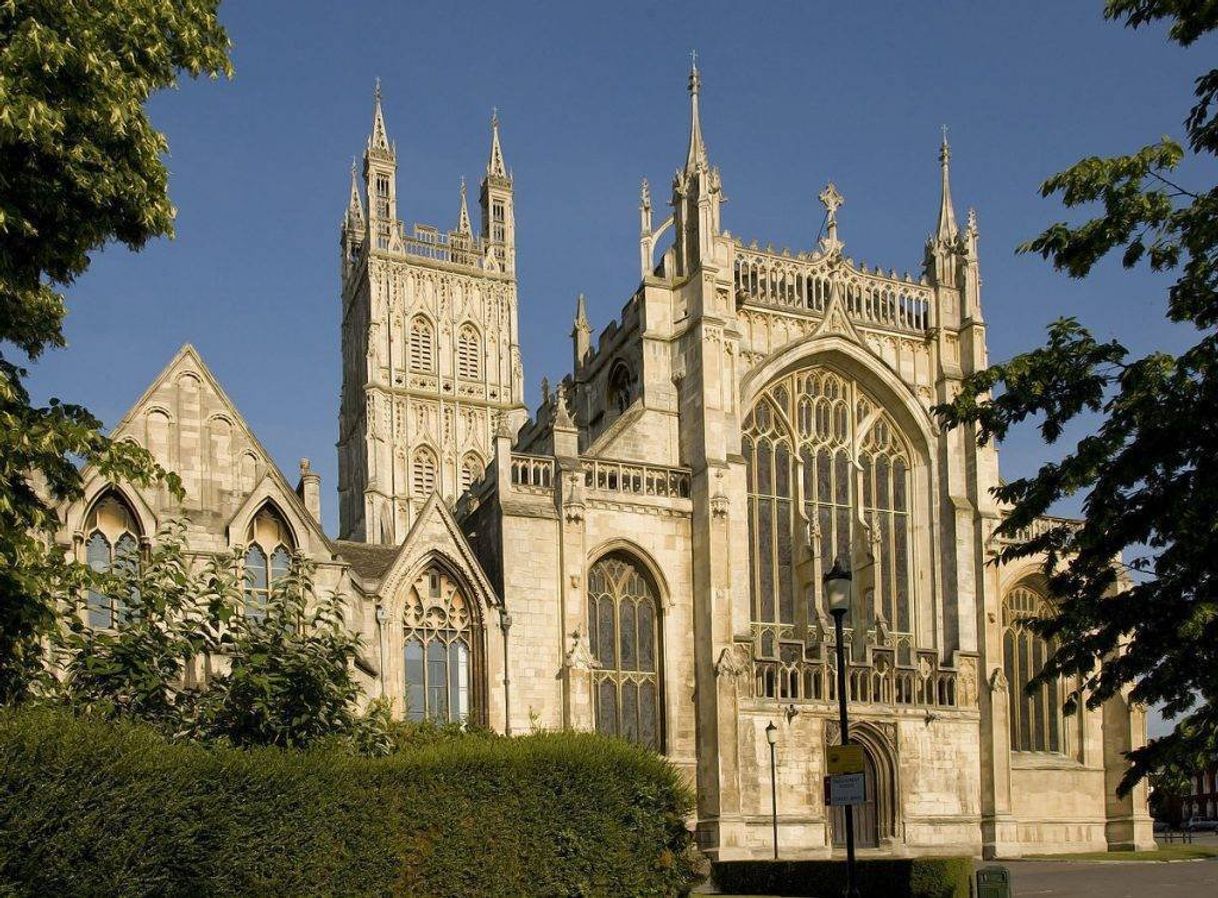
[733,243,931,334]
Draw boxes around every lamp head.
[765,720,777,745]
[824,557,853,615]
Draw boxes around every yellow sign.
[826,744,865,776]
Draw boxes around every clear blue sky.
[28,1,1207,547]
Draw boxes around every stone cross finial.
[818,182,844,254]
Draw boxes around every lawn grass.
[1026,844,1218,862]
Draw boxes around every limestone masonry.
[58,65,1154,859]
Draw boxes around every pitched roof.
[333,539,400,581]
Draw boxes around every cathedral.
[55,65,1155,860]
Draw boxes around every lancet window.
[244,504,294,620]
[1003,584,1064,753]
[460,453,483,493]
[457,324,481,380]
[409,316,435,373]
[412,447,438,496]
[588,553,662,750]
[83,491,142,628]
[403,566,476,722]
[742,366,915,649]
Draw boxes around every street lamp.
[766,720,778,859]
[500,609,513,736]
[825,557,860,898]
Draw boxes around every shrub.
[713,857,972,898]
[0,709,699,897]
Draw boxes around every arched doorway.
[830,747,880,849]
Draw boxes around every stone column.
[1102,693,1157,850]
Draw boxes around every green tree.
[0,1,230,701]
[935,1,1218,791]
[193,558,376,752]
[50,522,235,731]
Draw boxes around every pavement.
[1003,857,1217,897]
[707,839,1218,897]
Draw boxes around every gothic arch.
[80,484,153,545]
[585,549,665,751]
[392,549,490,725]
[827,720,900,847]
[741,336,936,455]
[587,538,672,609]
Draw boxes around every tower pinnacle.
[346,158,364,224]
[456,177,471,235]
[487,108,508,180]
[685,53,708,171]
[936,125,958,241]
[368,79,391,155]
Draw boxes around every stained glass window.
[588,553,662,750]
[743,366,915,635]
[403,566,475,722]
[1003,585,1064,753]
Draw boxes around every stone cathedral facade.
[55,66,1154,860]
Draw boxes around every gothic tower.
[338,86,526,544]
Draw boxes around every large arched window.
[742,366,914,647]
[457,323,481,380]
[588,552,662,750]
[1003,584,1063,753]
[83,491,142,628]
[409,315,435,374]
[244,504,294,620]
[403,565,477,722]
[412,447,438,497]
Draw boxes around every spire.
[368,78,391,154]
[936,125,958,240]
[486,107,508,180]
[573,293,590,333]
[456,177,471,235]
[685,51,708,172]
[346,158,364,224]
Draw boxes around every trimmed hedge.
[713,857,973,898]
[0,709,698,897]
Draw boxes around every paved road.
[710,856,1218,897]
[1007,858,1217,897]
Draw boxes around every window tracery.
[244,504,294,620]
[460,453,483,493]
[1002,584,1064,753]
[409,315,435,373]
[457,323,481,380]
[742,366,914,646]
[607,361,636,415]
[588,553,662,750]
[403,566,476,722]
[83,492,142,628]
[412,447,438,496]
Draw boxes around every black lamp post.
[825,557,860,898]
[500,609,513,736]
[766,720,778,859]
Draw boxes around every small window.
[244,505,295,619]
[83,492,142,628]
[457,324,481,380]
[460,453,483,493]
[409,316,435,374]
[607,361,636,415]
[412,447,438,497]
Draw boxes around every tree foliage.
[192,560,376,752]
[0,1,230,701]
[935,1,1218,791]
[44,530,388,753]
